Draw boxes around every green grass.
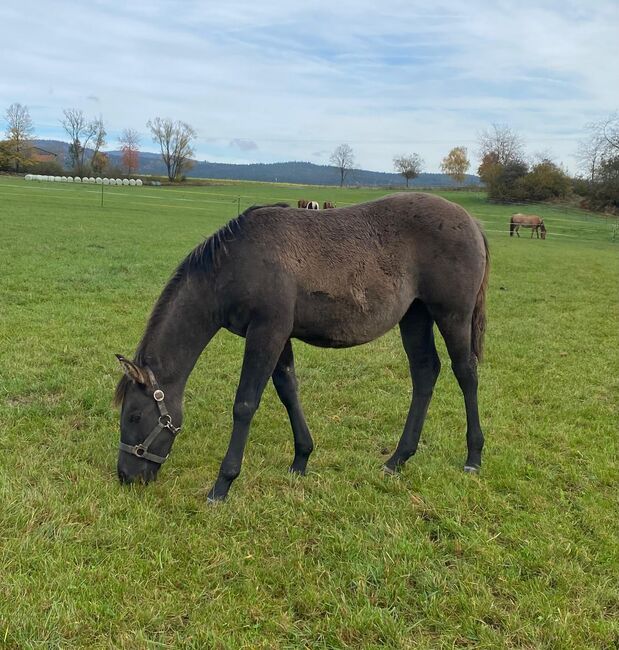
[1,176,618,649]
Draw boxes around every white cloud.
[0,0,616,173]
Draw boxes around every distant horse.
[510,213,547,239]
[115,193,489,501]
[323,201,336,209]
[306,201,319,210]
[297,199,309,208]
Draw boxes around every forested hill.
[33,140,480,187]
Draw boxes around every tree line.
[0,104,196,181]
[1,102,618,210]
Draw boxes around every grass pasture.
[0,176,618,648]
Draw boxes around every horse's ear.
[116,354,149,385]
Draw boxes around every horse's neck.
[140,273,219,387]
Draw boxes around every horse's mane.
[113,203,289,407]
[186,203,288,271]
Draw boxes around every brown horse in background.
[115,193,489,501]
[510,213,547,239]
[297,199,309,208]
[323,201,336,209]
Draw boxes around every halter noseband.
[119,369,181,464]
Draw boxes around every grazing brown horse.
[510,213,547,239]
[306,200,319,210]
[115,193,489,501]
[323,201,336,209]
[297,199,309,208]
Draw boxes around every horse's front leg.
[207,320,291,502]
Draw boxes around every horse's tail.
[472,227,490,362]
[509,216,515,236]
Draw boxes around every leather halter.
[118,369,181,464]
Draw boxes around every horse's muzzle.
[117,457,158,485]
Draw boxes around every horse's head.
[540,221,547,239]
[114,355,183,485]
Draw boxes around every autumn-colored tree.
[393,153,423,187]
[330,143,355,187]
[119,128,140,175]
[91,151,108,175]
[0,140,13,171]
[520,159,570,201]
[4,103,34,172]
[440,146,470,184]
[147,118,196,181]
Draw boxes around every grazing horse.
[306,200,319,210]
[510,213,547,239]
[323,201,336,209]
[115,193,489,501]
[297,199,309,208]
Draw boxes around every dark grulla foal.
[115,193,490,501]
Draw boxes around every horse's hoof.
[206,493,226,504]
[463,465,480,473]
[383,465,399,476]
[289,466,306,476]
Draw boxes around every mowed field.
[0,176,617,649]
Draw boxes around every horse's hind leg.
[385,301,440,473]
[272,340,314,475]
[434,312,484,471]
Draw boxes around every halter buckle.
[153,389,165,402]
[134,445,146,457]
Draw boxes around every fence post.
[101,180,104,207]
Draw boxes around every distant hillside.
[33,139,480,188]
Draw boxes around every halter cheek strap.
[119,371,181,465]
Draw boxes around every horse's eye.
[129,413,142,423]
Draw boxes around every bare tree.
[577,113,619,183]
[4,103,34,172]
[440,146,471,185]
[119,128,141,175]
[600,112,619,153]
[576,132,606,183]
[90,116,106,172]
[61,108,104,175]
[62,108,87,172]
[330,143,354,187]
[393,153,424,188]
[478,123,525,166]
[147,118,196,181]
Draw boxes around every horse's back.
[218,194,487,347]
[512,212,542,225]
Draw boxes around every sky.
[1,0,617,174]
